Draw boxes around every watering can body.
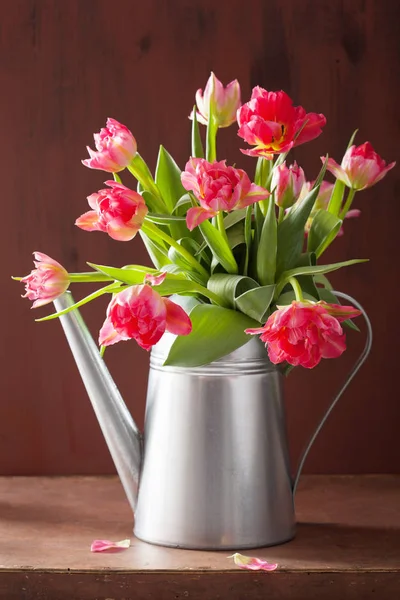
[135,334,295,548]
[54,291,371,549]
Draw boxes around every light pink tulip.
[82,118,137,173]
[75,181,148,241]
[246,300,361,369]
[181,158,269,230]
[99,282,192,350]
[190,72,241,128]
[271,161,305,209]
[20,252,70,308]
[322,142,395,190]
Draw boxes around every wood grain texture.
[0,475,399,599]
[1,0,399,475]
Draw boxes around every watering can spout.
[53,292,142,513]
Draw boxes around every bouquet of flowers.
[15,73,395,370]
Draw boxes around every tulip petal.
[99,316,128,347]
[90,539,130,552]
[323,157,352,187]
[163,298,192,336]
[229,552,278,572]
[75,210,100,231]
[144,272,167,286]
[186,206,216,230]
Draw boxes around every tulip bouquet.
[15,73,395,370]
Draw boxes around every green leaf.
[191,106,204,158]
[139,231,171,269]
[235,285,275,322]
[276,258,368,297]
[207,273,258,308]
[223,209,247,230]
[146,212,187,225]
[155,146,186,212]
[295,252,320,300]
[141,191,166,214]
[276,185,320,277]
[307,210,342,258]
[243,205,252,276]
[163,305,259,367]
[314,273,333,290]
[35,283,121,322]
[226,221,245,250]
[88,263,153,285]
[173,193,192,212]
[199,219,238,274]
[257,195,277,285]
[155,146,188,239]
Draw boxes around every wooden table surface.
[0,475,399,599]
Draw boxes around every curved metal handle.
[292,291,373,496]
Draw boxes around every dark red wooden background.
[1,0,399,475]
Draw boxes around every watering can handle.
[292,291,373,496]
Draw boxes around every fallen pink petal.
[229,552,278,571]
[90,538,131,552]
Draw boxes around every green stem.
[69,273,112,283]
[206,118,217,162]
[278,206,285,224]
[142,220,209,279]
[339,188,356,220]
[217,211,229,243]
[288,277,304,302]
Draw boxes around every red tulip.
[75,181,148,241]
[323,142,395,190]
[237,88,326,159]
[246,300,361,369]
[99,282,192,350]
[82,118,137,173]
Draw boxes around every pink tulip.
[237,88,326,159]
[75,181,148,241]
[190,72,241,128]
[99,282,192,350]
[323,142,395,190]
[181,158,269,230]
[82,118,137,173]
[271,161,305,209]
[245,300,361,369]
[20,252,70,308]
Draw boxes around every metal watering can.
[54,292,371,549]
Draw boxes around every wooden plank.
[0,476,399,598]
[1,571,398,600]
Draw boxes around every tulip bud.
[190,72,241,128]
[271,161,305,209]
